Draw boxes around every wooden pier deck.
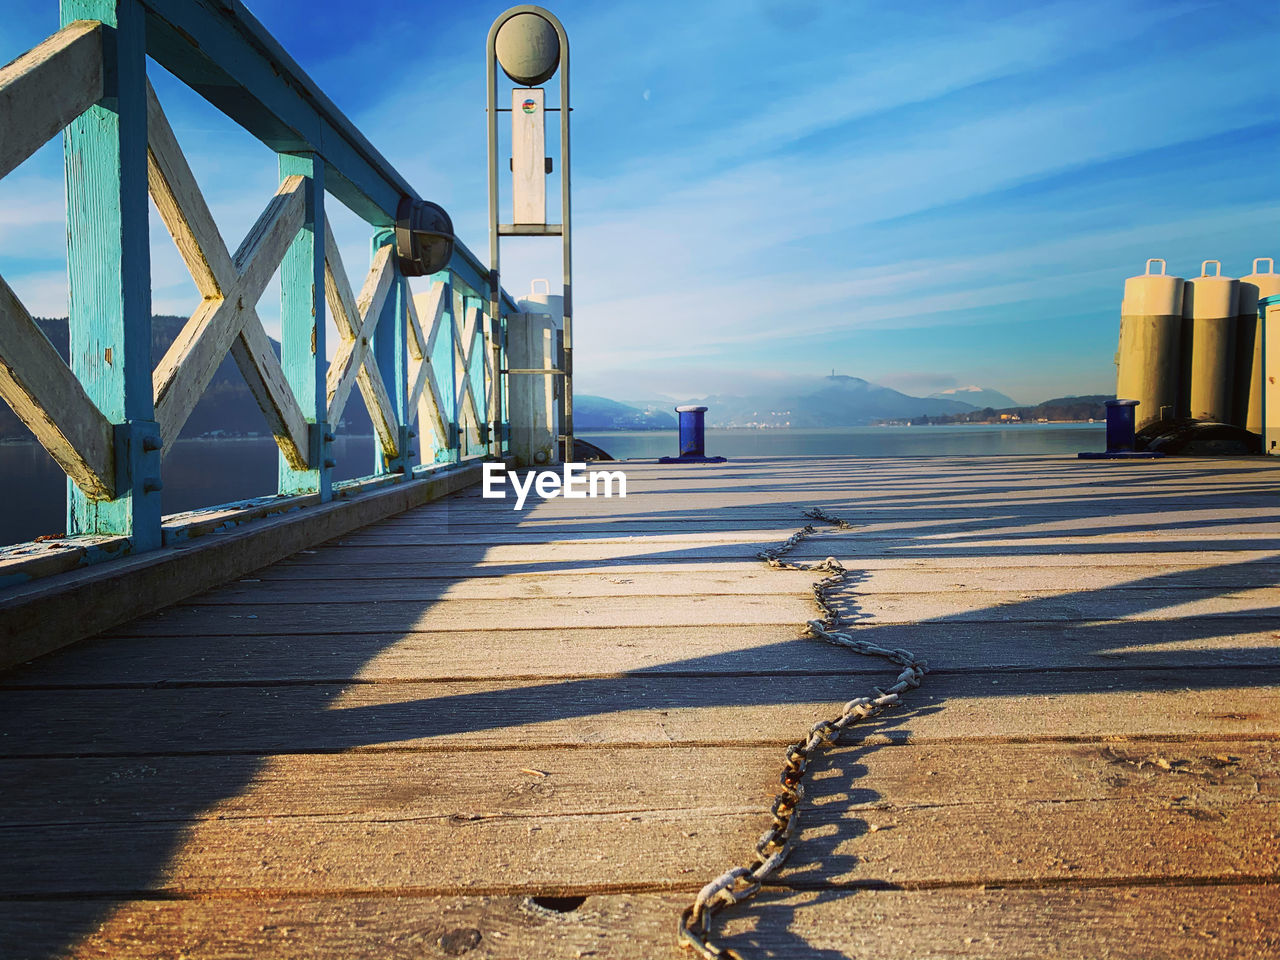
[2,455,1278,959]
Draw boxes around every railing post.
[61,0,161,550]
[488,305,504,457]
[434,272,460,463]
[372,229,410,475]
[277,152,332,499]
[464,293,485,455]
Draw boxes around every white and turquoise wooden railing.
[0,0,515,568]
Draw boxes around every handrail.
[140,0,519,316]
[0,0,518,573]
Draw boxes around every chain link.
[677,506,928,958]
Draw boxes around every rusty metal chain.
[676,507,928,959]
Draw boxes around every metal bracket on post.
[386,423,413,474]
[309,421,337,473]
[111,420,164,545]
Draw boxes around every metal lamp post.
[486,7,573,463]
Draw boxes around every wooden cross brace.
[322,227,399,459]
[453,294,487,451]
[146,83,310,467]
[406,280,451,453]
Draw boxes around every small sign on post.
[512,88,545,225]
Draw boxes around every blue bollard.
[659,405,726,463]
[1078,398,1163,459]
[678,405,707,456]
[1105,399,1139,453]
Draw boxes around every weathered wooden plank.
[180,562,1280,604]
[143,81,230,297]
[112,593,815,634]
[6,799,1277,897]
[369,502,1280,527]
[338,509,1280,538]
[252,550,1280,577]
[101,587,1280,638]
[1,670,1275,755]
[327,506,1280,537]
[382,485,1280,507]
[0,742,1274,893]
[321,219,360,339]
[183,567,812,602]
[271,533,1280,567]
[0,739,1270,825]
[230,302,311,470]
[845,587,1280,624]
[12,617,1279,686]
[0,20,102,180]
[0,534,129,588]
[340,504,1280,535]
[0,273,115,499]
[3,885,1276,960]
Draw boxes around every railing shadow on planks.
[0,0,517,590]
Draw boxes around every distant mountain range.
[662,375,990,429]
[927,385,1018,409]
[574,396,676,430]
[580,379,1108,430]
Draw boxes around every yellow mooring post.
[1116,259,1184,432]
[1182,260,1239,423]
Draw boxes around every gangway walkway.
[2,455,1277,958]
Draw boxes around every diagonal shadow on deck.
[1,456,1278,958]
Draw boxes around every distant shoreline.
[581,422,1102,432]
[1,422,1103,447]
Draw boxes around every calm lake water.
[580,423,1104,460]
[0,424,1102,547]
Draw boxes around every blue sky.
[1,0,1276,404]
